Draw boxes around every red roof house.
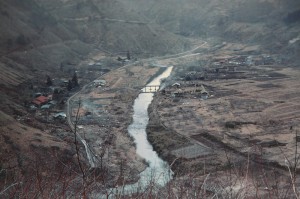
[32,96,49,106]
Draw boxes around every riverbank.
[145,41,300,198]
[68,55,174,186]
[70,39,300,197]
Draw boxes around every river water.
[103,66,173,197]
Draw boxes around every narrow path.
[66,84,97,167]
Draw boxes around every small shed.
[172,83,181,88]
[93,80,106,87]
[53,112,67,120]
[41,104,51,110]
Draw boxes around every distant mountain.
[0,0,191,87]
[0,0,192,116]
[122,0,300,63]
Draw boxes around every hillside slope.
[0,0,192,186]
[1,0,299,194]
[35,0,191,55]
[0,0,191,87]
[0,0,90,86]
[123,0,300,64]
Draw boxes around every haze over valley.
[0,0,300,198]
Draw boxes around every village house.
[53,112,67,120]
[172,82,181,88]
[41,104,51,110]
[93,79,106,87]
[32,95,49,107]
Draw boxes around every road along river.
[99,66,174,198]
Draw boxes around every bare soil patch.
[146,42,300,197]
[68,57,166,183]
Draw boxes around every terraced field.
[148,43,300,179]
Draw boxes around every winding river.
[104,66,174,197]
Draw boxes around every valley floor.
[67,39,300,197]
[146,41,300,198]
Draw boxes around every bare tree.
[73,100,87,198]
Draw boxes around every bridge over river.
[140,85,160,93]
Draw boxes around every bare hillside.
[0,0,191,87]
[0,0,299,197]
[123,0,300,64]
[0,0,192,190]
[35,0,191,55]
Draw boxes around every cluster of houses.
[28,78,72,121]
[30,93,53,110]
[163,82,209,100]
[93,79,107,87]
[30,93,67,121]
[168,54,280,101]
